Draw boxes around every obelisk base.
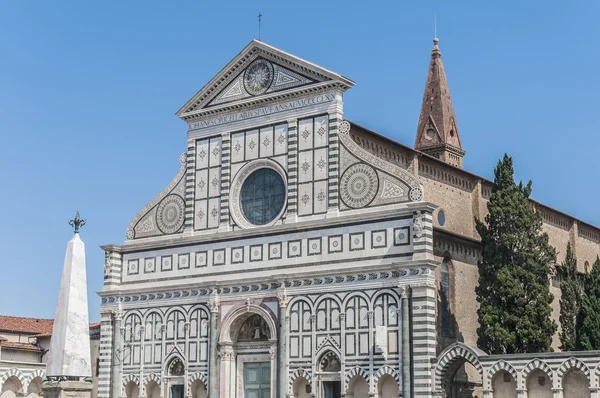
[42,379,93,398]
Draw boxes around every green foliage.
[576,257,600,350]
[557,242,581,351]
[475,154,557,354]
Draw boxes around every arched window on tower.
[441,256,453,339]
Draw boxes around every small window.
[438,210,446,227]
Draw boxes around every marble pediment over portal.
[176,40,354,128]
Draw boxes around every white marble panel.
[209,136,222,167]
[195,169,208,199]
[313,147,328,180]
[314,115,329,148]
[272,155,288,171]
[297,182,313,216]
[298,150,313,183]
[208,167,221,198]
[298,118,313,151]
[207,197,220,229]
[231,132,245,163]
[195,199,208,230]
[274,124,288,155]
[245,129,259,160]
[196,139,209,169]
[259,127,274,158]
[313,180,328,214]
[231,163,244,181]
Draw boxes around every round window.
[240,168,286,225]
[438,210,446,226]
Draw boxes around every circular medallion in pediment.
[340,163,379,209]
[156,194,185,234]
[243,59,274,96]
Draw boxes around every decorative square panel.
[259,126,274,158]
[274,124,288,155]
[195,199,208,230]
[314,115,329,148]
[313,148,328,180]
[213,249,226,266]
[328,235,343,253]
[196,139,209,169]
[208,167,221,198]
[298,151,313,183]
[372,230,387,249]
[209,136,222,167]
[298,118,313,151]
[350,232,365,251]
[269,242,282,260]
[207,198,220,229]
[231,247,244,264]
[231,132,245,163]
[195,251,207,268]
[393,227,411,246]
[313,180,327,215]
[128,260,139,275]
[195,169,208,199]
[178,253,190,270]
[288,240,302,258]
[297,182,313,216]
[250,245,263,262]
[308,238,322,256]
[245,129,259,160]
[161,255,173,271]
[144,258,156,273]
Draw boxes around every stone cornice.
[108,201,436,253]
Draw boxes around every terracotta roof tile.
[0,316,54,334]
[0,340,42,352]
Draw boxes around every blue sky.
[0,1,598,321]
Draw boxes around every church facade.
[98,39,600,398]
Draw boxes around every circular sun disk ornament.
[243,59,274,96]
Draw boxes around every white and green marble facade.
[98,40,438,398]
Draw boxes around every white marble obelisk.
[43,212,93,398]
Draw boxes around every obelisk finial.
[69,211,86,234]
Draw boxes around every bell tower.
[415,38,465,168]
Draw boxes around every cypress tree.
[475,154,557,354]
[557,242,580,351]
[576,257,600,350]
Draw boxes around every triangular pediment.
[177,40,354,120]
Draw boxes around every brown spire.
[415,38,465,168]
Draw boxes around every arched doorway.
[26,377,42,398]
[1,376,23,398]
[124,381,139,398]
[563,369,589,398]
[346,375,368,398]
[434,343,484,397]
[146,380,160,398]
[189,379,208,398]
[525,369,552,398]
[164,357,185,398]
[376,374,398,398]
[218,304,278,398]
[292,376,311,398]
[315,350,341,398]
[491,370,517,398]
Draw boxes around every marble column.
[516,388,527,398]
[400,285,411,398]
[139,325,146,398]
[208,291,219,398]
[278,290,289,398]
[552,388,563,398]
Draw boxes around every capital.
[398,284,411,298]
[112,309,125,321]
[277,289,289,308]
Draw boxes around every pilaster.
[278,288,289,398]
[287,118,299,222]
[399,285,411,398]
[98,310,113,398]
[111,309,124,398]
[410,281,437,398]
[208,290,219,398]
[219,132,232,232]
[327,112,341,217]
[184,138,196,234]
